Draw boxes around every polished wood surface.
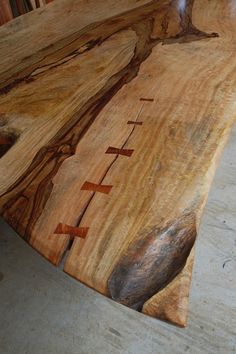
[0,0,235,326]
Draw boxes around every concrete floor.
[0,126,236,354]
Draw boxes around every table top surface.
[0,0,236,327]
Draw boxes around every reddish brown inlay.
[0,136,12,145]
[81,181,113,194]
[140,98,154,102]
[105,146,134,157]
[127,121,143,125]
[54,223,89,238]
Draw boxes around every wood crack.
[71,107,142,244]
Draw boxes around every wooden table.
[0,0,235,326]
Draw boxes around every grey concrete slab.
[0,126,236,354]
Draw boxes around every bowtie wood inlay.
[105,146,134,157]
[127,121,143,126]
[81,181,113,195]
[139,98,154,102]
[54,223,89,239]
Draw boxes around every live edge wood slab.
[0,0,235,327]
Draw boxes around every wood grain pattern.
[142,248,195,327]
[108,213,196,311]
[0,0,235,326]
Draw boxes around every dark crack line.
[72,106,143,238]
